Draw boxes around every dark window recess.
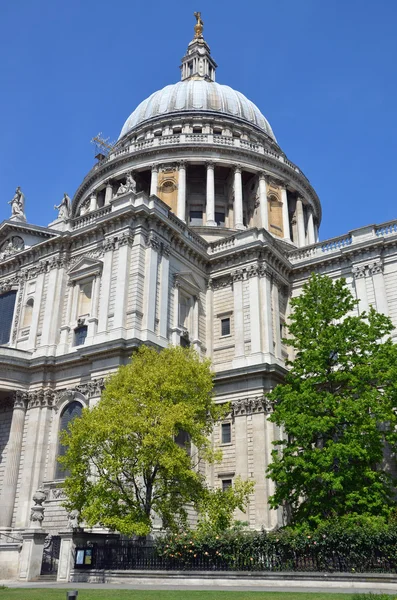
[56,401,83,479]
[221,318,230,337]
[222,479,232,492]
[215,212,225,227]
[0,291,17,345]
[189,210,203,226]
[221,422,231,444]
[193,126,202,133]
[175,429,191,456]
[74,325,88,346]
[180,335,190,348]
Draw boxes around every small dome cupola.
[180,12,217,82]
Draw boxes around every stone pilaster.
[296,197,305,247]
[0,391,27,528]
[258,173,268,230]
[150,164,158,197]
[280,187,291,241]
[206,162,216,226]
[177,162,186,222]
[234,166,244,230]
[96,237,115,342]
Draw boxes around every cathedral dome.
[118,80,276,142]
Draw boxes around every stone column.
[89,192,97,212]
[252,410,267,528]
[40,261,65,353]
[171,281,180,345]
[87,275,100,339]
[150,164,159,197]
[258,173,268,230]
[28,271,45,349]
[233,271,245,360]
[248,269,261,356]
[307,208,316,245]
[206,162,216,226]
[158,247,170,342]
[260,272,273,356]
[296,197,306,247]
[314,222,319,243]
[280,187,291,241]
[0,392,27,528]
[177,162,186,222]
[59,281,75,352]
[352,264,369,314]
[112,234,132,334]
[143,236,159,337]
[233,166,244,230]
[370,260,388,315]
[206,280,214,359]
[272,279,281,359]
[104,180,113,205]
[96,238,115,341]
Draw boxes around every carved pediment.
[173,271,202,294]
[68,256,103,281]
[0,221,58,258]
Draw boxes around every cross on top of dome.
[180,12,217,82]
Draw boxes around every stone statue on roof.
[8,187,26,222]
[54,193,71,220]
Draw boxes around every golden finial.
[193,11,204,39]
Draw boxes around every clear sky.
[1,0,396,241]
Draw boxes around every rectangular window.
[0,291,17,345]
[77,281,93,317]
[222,479,232,492]
[221,422,231,444]
[74,325,88,346]
[189,210,203,226]
[221,318,230,337]
[215,211,225,227]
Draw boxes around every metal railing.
[85,541,397,573]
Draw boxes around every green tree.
[196,477,255,535]
[60,345,226,536]
[267,273,397,526]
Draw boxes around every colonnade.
[86,162,318,248]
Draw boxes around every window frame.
[221,422,232,445]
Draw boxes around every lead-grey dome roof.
[119,80,276,141]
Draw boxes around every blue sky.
[1,0,396,241]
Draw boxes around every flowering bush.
[155,519,397,572]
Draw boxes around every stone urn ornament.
[30,488,47,528]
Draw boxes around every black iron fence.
[83,541,397,573]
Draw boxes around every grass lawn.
[0,591,395,600]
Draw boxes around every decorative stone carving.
[118,233,134,247]
[50,488,66,500]
[0,236,25,260]
[30,488,48,527]
[27,389,56,409]
[8,187,26,222]
[231,396,273,417]
[352,264,366,279]
[103,237,116,252]
[11,279,25,344]
[74,378,105,399]
[54,193,71,220]
[67,509,80,529]
[369,260,383,275]
[232,269,244,282]
[14,390,28,409]
[115,172,136,197]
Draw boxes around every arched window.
[55,401,83,479]
[22,297,34,328]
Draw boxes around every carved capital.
[352,264,366,279]
[231,396,273,417]
[369,260,383,275]
[118,233,134,247]
[13,390,28,410]
[232,269,244,282]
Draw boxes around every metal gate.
[40,535,61,575]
